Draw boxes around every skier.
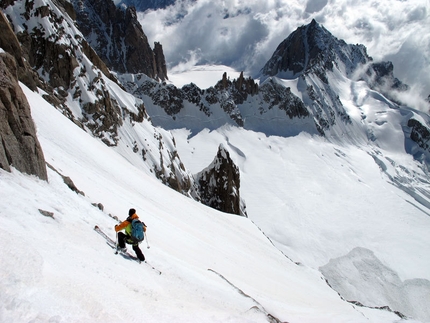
[115,208,146,262]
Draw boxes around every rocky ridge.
[122,18,430,165]
[120,70,314,137]
[261,19,370,78]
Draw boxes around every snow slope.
[1,84,424,322]
[170,107,430,321]
[172,125,430,278]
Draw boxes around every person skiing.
[115,208,146,262]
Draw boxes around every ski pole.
[144,231,150,249]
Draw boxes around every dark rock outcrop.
[153,42,168,82]
[407,119,430,158]
[0,52,47,180]
[195,144,246,216]
[259,79,308,118]
[365,61,409,95]
[72,0,168,80]
[0,10,39,91]
[149,132,195,196]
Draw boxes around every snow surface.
[0,80,428,322]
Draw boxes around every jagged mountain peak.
[261,19,370,79]
[195,144,247,216]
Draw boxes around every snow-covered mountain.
[1,0,430,322]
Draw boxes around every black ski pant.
[117,232,145,261]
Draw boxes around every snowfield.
[0,77,430,322]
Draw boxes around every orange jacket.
[115,213,143,233]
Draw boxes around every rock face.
[0,51,47,180]
[365,61,409,96]
[0,9,39,91]
[195,144,246,216]
[407,119,430,162]
[153,42,168,82]
[72,0,168,80]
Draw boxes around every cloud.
[305,0,328,13]
[138,0,430,99]
[167,50,198,73]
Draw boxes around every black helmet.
[128,208,136,216]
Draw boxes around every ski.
[94,225,140,261]
[94,225,161,274]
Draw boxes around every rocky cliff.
[72,0,168,81]
[195,144,246,216]
[0,10,47,180]
[0,50,47,180]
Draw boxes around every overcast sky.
[138,0,429,100]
